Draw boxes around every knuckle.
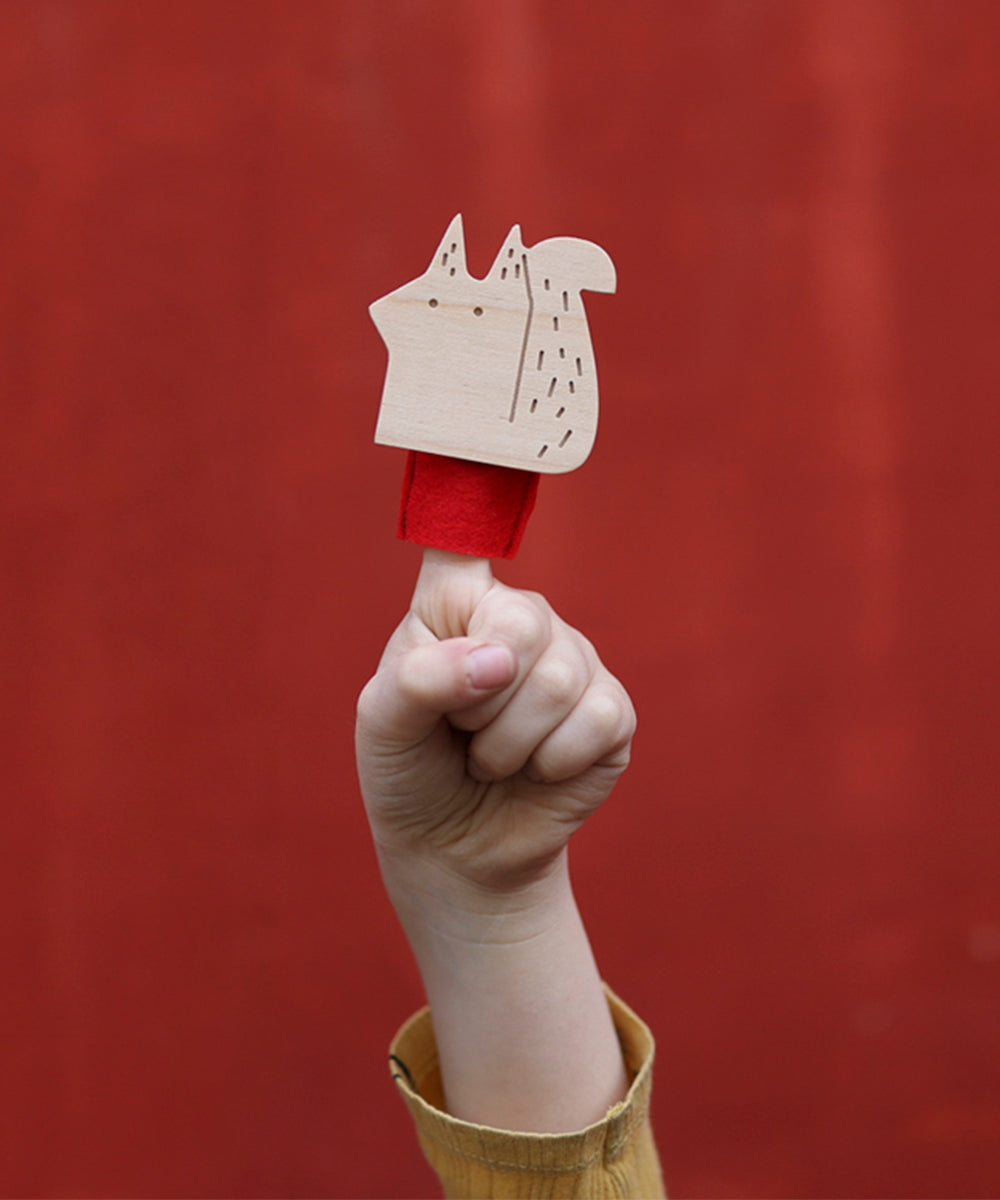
[585,684,636,745]
[520,588,553,614]
[491,593,548,653]
[533,656,581,709]
[584,690,622,737]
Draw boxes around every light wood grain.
[370,215,616,473]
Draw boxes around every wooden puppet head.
[370,215,616,474]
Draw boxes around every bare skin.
[356,549,636,1132]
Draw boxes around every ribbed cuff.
[388,986,661,1198]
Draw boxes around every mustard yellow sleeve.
[388,986,666,1199]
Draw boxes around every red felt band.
[398,451,539,559]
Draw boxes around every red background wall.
[3,2,999,1196]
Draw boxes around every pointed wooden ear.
[428,213,467,276]
[485,224,526,283]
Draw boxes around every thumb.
[358,637,516,749]
[410,547,495,640]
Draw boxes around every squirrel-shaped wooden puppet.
[370,214,616,474]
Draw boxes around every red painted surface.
[2,3,999,1196]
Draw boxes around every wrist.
[378,846,573,952]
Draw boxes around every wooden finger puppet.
[370,214,616,557]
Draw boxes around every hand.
[356,548,637,906]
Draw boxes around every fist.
[355,551,636,896]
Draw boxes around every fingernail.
[467,644,514,690]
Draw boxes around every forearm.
[383,850,629,1133]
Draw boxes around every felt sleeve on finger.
[398,451,539,560]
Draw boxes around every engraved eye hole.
[473,306,483,316]
[428,299,438,308]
